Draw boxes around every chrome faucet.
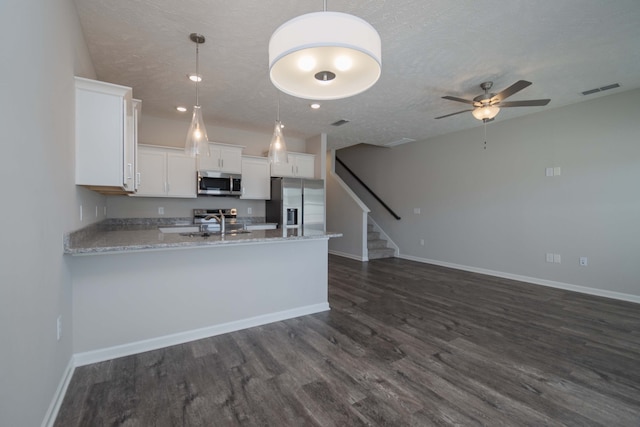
[201,210,225,233]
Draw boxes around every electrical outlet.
[103,206,107,216]
[80,205,83,222]
[580,257,588,266]
[247,207,253,215]
[545,167,554,177]
[420,239,425,246]
[553,253,561,264]
[413,208,421,214]
[56,316,62,341]
[95,206,99,218]
[546,253,554,263]
[158,207,164,215]
[554,166,562,176]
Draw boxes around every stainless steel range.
[193,208,244,233]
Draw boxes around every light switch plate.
[546,253,554,263]
[554,166,561,176]
[545,167,554,177]
[413,208,421,214]
[553,253,561,264]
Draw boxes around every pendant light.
[184,33,210,157]
[268,93,288,164]
[268,0,381,100]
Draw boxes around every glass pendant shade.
[472,105,500,121]
[185,105,210,157]
[269,12,381,100]
[184,33,209,157]
[268,120,288,164]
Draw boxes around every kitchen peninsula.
[65,220,341,365]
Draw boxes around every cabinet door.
[167,152,197,198]
[131,99,141,191]
[292,154,315,178]
[241,157,270,200]
[270,159,294,177]
[196,145,222,171]
[219,146,242,173]
[122,94,135,191]
[75,79,127,188]
[135,148,166,196]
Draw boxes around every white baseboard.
[329,249,368,262]
[399,254,640,304]
[42,357,75,427]
[73,303,330,367]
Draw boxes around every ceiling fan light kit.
[268,11,381,100]
[472,105,500,122]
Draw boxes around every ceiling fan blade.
[434,109,473,119]
[442,95,475,105]
[492,80,532,102]
[499,99,551,107]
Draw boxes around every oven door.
[197,171,241,196]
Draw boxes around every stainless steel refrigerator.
[266,177,325,231]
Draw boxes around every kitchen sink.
[158,226,200,234]
[178,229,252,237]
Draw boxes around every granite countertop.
[64,218,342,255]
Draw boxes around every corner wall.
[338,89,640,299]
[0,0,100,425]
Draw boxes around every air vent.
[581,83,620,96]
[383,138,416,147]
[331,119,350,126]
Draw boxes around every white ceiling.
[74,0,640,150]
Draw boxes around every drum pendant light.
[268,2,381,100]
[184,33,210,157]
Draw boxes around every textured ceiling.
[74,0,640,149]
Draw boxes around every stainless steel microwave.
[197,171,241,196]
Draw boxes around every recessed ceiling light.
[176,106,187,112]
[310,103,321,109]
[188,74,202,82]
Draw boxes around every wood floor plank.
[55,256,640,426]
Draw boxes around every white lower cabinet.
[270,152,315,178]
[134,145,196,198]
[241,156,271,200]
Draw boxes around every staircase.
[367,223,395,260]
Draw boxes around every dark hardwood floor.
[55,255,640,426]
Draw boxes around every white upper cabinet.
[270,152,315,178]
[75,77,139,193]
[241,156,271,200]
[134,145,196,198]
[197,142,243,173]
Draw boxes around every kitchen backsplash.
[105,195,266,219]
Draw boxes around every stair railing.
[335,156,401,220]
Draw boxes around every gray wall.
[71,240,329,355]
[326,153,369,260]
[338,89,640,298]
[0,0,101,425]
